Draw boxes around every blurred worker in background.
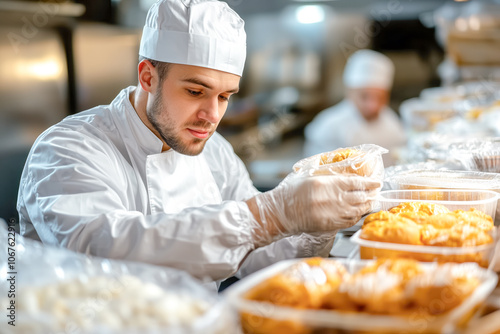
[304,49,407,166]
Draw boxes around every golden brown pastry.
[388,201,450,216]
[361,219,422,245]
[244,257,347,309]
[406,264,481,315]
[358,258,424,282]
[317,148,374,176]
[242,258,483,334]
[359,202,495,267]
[242,258,346,334]
[421,223,493,247]
[325,259,424,314]
[320,148,360,165]
[361,202,494,248]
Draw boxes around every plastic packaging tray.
[224,258,498,334]
[350,229,497,269]
[452,138,500,173]
[0,224,236,334]
[377,189,499,221]
[383,170,500,226]
[399,97,458,134]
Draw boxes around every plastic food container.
[399,98,458,134]
[384,170,500,226]
[350,189,499,268]
[292,144,387,180]
[224,259,498,334]
[350,229,497,269]
[377,189,499,220]
[0,224,236,334]
[450,137,500,173]
[420,82,500,104]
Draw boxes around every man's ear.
[138,60,157,93]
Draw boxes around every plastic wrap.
[420,82,500,104]
[292,144,388,181]
[405,134,500,167]
[449,137,500,173]
[479,109,500,136]
[434,116,497,138]
[0,223,236,334]
[454,96,500,121]
[224,258,498,334]
[399,97,458,134]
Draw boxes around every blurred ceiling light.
[455,17,468,31]
[16,59,63,81]
[295,5,325,24]
[468,15,481,30]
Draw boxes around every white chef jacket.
[17,86,334,291]
[304,99,407,166]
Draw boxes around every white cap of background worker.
[343,49,395,90]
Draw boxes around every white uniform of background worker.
[304,49,407,166]
[17,0,381,290]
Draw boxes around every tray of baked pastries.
[224,257,498,334]
[349,189,499,268]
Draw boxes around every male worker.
[304,49,407,166]
[17,0,380,290]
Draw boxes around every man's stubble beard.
[147,88,211,156]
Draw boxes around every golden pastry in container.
[353,197,497,268]
[388,201,451,216]
[383,169,500,226]
[406,264,481,315]
[317,148,374,177]
[225,258,498,334]
[240,258,347,334]
[292,144,388,180]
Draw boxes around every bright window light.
[295,5,325,24]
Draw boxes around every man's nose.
[198,97,220,124]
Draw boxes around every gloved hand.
[247,173,382,247]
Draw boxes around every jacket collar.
[114,86,165,156]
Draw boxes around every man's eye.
[219,95,229,102]
[188,90,201,96]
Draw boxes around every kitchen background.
[1,0,497,221]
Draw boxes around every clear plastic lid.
[385,169,500,191]
[450,137,500,173]
[399,97,458,133]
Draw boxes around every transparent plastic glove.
[247,174,382,247]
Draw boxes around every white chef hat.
[343,49,394,90]
[139,0,246,76]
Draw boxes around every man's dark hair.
[139,56,172,84]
